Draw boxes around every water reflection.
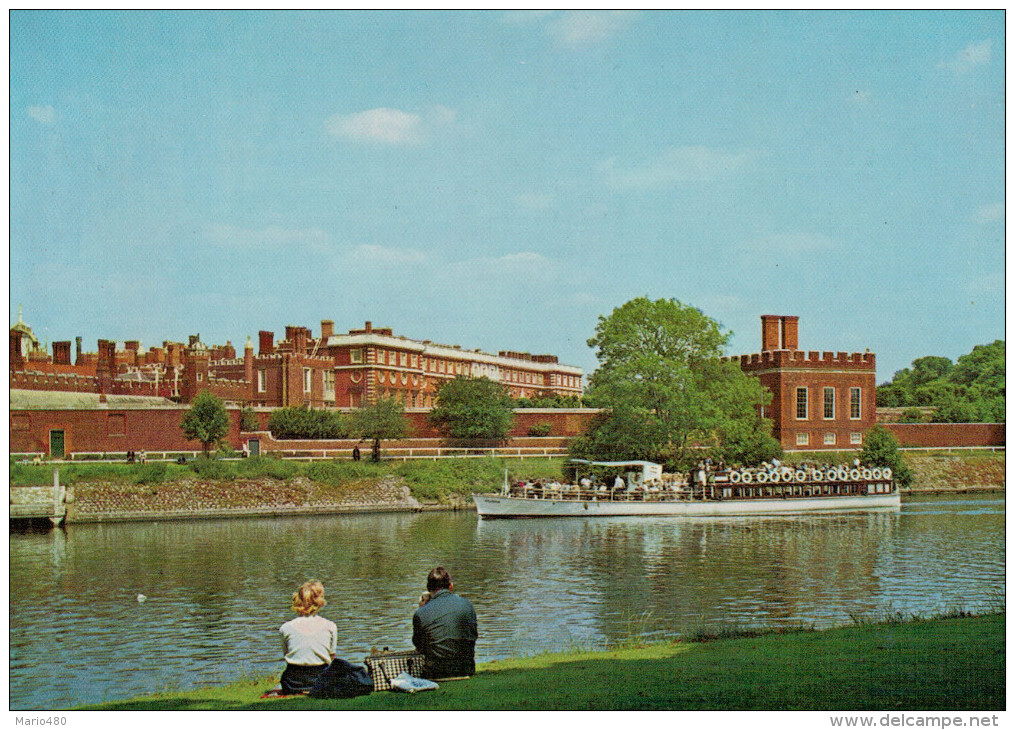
[9,494,1004,709]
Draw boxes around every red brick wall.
[10,407,247,455]
[885,423,1005,448]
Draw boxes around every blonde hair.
[291,580,327,616]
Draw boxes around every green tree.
[876,341,1003,423]
[268,406,347,439]
[858,425,914,488]
[577,297,774,466]
[239,406,260,432]
[180,390,231,456]
[428,376,515,440]
[349,396,408,461]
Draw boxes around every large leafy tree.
[428,376,515,440]
[180,389,231,456]
[575,297,776,467]
[349,396,408,461]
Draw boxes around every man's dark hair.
[427,566,452,592]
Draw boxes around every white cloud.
[27,105,55,125]
[325,106,456,145]
[547,11,635,47]
[353,243,427,266]
[971,203,1004,225]
[941,40,992,74]
[203,224,330,251]
[601,146,762,190]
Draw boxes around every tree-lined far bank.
[877,340,1004,423]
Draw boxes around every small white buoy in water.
[137,594,147,603]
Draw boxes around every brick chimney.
[321,319,334,339]
[259,330,274,355]
[75,336,83,365]
[10,330,24,370]
[781,316,799,351]
[761,315,781,351]
[96,339,116,394]
[52,340,72,365]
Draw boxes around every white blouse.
[279,614,337,666]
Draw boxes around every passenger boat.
[473,460,900,519]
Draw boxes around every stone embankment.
[901,454,1005,494]
[63,476,454,524]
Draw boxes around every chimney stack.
[53,341,72,365]
[321,319,334,339]
[259,330,274,355]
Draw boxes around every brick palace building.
[10,314,583,410]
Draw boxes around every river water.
[9,493,1005,710]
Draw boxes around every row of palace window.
[796,386,862,420]
[346,347,563,387]
[795,432,864,446]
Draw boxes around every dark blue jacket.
[412,589,478,678]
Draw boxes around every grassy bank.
[10,456,566,504]
[74,613,1004,711]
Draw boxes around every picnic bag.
[363,648,426,691]
[306,657,374,699]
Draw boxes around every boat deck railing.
[509,479,896,503]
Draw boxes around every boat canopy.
[571,459,663,485]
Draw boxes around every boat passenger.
[278,580,337,695]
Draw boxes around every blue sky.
[10,10,1005,383]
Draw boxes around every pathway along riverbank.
[11,452,1004,524]
[74,613,1004,711]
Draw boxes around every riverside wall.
[54,475,463,525]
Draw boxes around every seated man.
[412,566,478,679]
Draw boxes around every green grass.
[73,613,1004,711]
[10,456,566,504]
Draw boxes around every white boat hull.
[473,492,901,518]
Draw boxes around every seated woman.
[278,580,337,695]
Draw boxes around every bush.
[859,425,914,488]
[268,406,348,440]
[528,423,553,437]
[133,462,168,485]
[190,456,235,481]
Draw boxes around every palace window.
[350,349,363,364]
[823,387,835,420]
[824,432,836,445]
[850,432,863,445]
[850,387,862,419]
[400,352,408,367]
[796,433,809,446]
[796,387,808,419]
[303,368,311,394]
[257,369,266,392]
